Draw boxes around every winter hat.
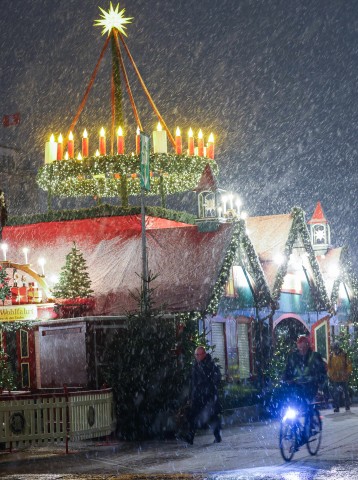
[297,336,310,345]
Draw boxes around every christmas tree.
[0,348,16,392]
[52,243,93,299]
[0,264,11,305]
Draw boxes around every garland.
[271,207,332,311]
[7,204,197,227]
[36,153,218,198]
[331,247,358,322]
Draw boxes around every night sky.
[0,1,357,270]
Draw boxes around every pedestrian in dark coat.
[186,346,222,444]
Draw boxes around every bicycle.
[279,400,322,461]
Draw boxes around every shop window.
[21,363,30,388]
[20,329,29,358]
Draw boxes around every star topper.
[94,2,133,36]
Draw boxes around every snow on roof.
[3,215,234,316]
[245,213,293,290]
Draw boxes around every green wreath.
[37,153,218,198]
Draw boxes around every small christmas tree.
[0,265,11,305]
[0,348,16,392]
[52,243,93,299]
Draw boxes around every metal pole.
[141,188,148,315]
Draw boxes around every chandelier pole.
[119,33,175,147]
[68,35,111,136]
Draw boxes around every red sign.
[2,112,21,127]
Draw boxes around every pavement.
[1,405,358,479]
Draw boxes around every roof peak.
[308,201,327,224]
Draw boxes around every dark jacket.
[190,353,221,411]
[284,348,327,395]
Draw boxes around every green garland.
[331,247,358,322]
[271,207,332,311]
[7,204,197,227]
[37,153,218,198]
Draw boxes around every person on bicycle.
[283,335,327,407]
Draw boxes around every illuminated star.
[94,2,133,36]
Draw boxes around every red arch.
[273,313,309,332]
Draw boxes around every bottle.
[19,283,28,304]
[11,282,20,305]
[27,282,35,304]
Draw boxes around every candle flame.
[58,133,63,143]
[95,149,100,157]
[69,131,73,140]
[188,128,193,137]
[136,126,140,135]
[176,127,181,136]
[22,247,29,254]
[83,129,88,138]
[198,129,203,139]
[77,153,83,160]
[64,152,69,160]
[157,122,162,131]
[208,132,214,143]
[118,126,123,136]
[100,127,105,137]
[50,134,55,143]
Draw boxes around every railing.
[0,388,114,452]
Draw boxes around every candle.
[117,126,124,154]
[218,207,222,218]
[57,133,63,160]
[188,128,194,155]
[99,127,106,155]
[229,193,234,210]
[82,129,89,157]
[67,131,74,159]
[38,257,46,276]
[22,247,29,264]
[152,122,167,154]
[207,132,215,159]
[175,127,182,154]
[236,198,242,215]
[136,127,140,155]
[1,243,8,261]
[222,196,227,215]
[198,129,204,157]
[45,134,57,163]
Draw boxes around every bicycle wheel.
[279,421,297,461]
[306,408,322,455]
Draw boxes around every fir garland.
[36,153,218,198]
[271,207,332,311]
[7,204,197,227]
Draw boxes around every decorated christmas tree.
[0,264,11,305]
[52,243,93,299]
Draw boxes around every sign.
[2,112,21,127]
[0,304,38,322]
[140,132,150,191]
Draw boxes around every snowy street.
[1,406,358,479]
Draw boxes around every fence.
[0,388,114,452]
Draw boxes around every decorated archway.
[0,261,51,302]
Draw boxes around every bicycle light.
[283,407,299,421]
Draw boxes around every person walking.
[185,346,222,445]
[327,342,352,412]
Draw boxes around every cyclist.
[283,335,327,444]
